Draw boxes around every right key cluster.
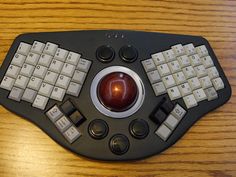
[142,43,225,109]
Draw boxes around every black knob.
[109,134,129,155]
[129,119,149,139]
[88,119,108,139]
[119,45,138,62]
[96,45,115,62]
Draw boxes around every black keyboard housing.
[0,30,231,161]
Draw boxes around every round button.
[110,134,129,155]
[88,119,108,139]
[96,45,115,62]
[130,119,149,139]
[98,72,138,112]
[119,45,138,62]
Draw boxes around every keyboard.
[0,30,231,161]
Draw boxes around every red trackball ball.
[98,72,138,112]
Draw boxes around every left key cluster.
[0,41,92,110]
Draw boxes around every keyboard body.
[0,30,231,161]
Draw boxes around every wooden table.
[0,0,235,176]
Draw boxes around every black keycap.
[129,119,149,139]
[88,119,108,139]
[69,110,86,126]
[160,99,174,114]
[60,100,76,116]
[109,134,129,155]
[150,108,167,124]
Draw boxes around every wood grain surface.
[0,0,235,177]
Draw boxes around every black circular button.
[130,119,149,139]
[110,134,129,155]
[119,45,138,62]
[96,45,115,62]
[89,119,108,139]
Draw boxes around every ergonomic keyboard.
[0,30,231,161]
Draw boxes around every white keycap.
[164,114,179,130]
[49,59,64,73]
[188,77,201,90]
[194,65,207,77]
[20,63,34,77]
[193,88,207,102]
[38,83,53,97]
[157,64,171,76]
[163,75,176,88]
[207,67,219,79]
[151,52,166,65]
[155,124,171,141]
[0,76,15,91]
[205,87,218,101]
[46,105,63,122]
[31,41,45,54]
[63,126,81,143]
[196,45,208,57]
[14,75,29,89]
[17,42,31,56]
[162,49,175,62]
[177,55,190,68]
[212,77,224,90]
[72,70,86,84]
[189,54,201,66]
[38,54,53,67]
[171,104,186,120]
[22,88,37,103]
[77,58,91,72]
[167,86,181,100]
[142,59,156,72]
[32,94,49,110]
[27,76,42,91]
[44,71,58,85]
[56,75,71,89]
[67,82,82,97]
[8,87,24,102]
[11,53,26,67]
[171,44,185,56]
[183,43,196,56]
[199,76,212,89]
[147,70,161,84]
[201,56,214,68]
[55,116,72,132]
[173,71,186,85]
[183,94,198,109]
[43,42,58,56]
[152,82,166,96]
[6,65,20,78]
[168,60,181,73]
[61,63,76,77]
[33,65,47,79]
[50,87,66,101]
[183,66,196,79]
[54,48,69,62]
[178,83,192,96]
[25,52,40,66]
[66,52,81,65]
